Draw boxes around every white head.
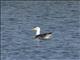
[32,27,40,35]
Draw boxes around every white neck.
[36,28,40,35]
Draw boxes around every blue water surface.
[1,1,80,60]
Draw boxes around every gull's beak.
[32,28,35,31]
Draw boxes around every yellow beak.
[32,28,35,31]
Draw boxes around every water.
[1,1,80,60]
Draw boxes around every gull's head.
[32,27,40,31]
